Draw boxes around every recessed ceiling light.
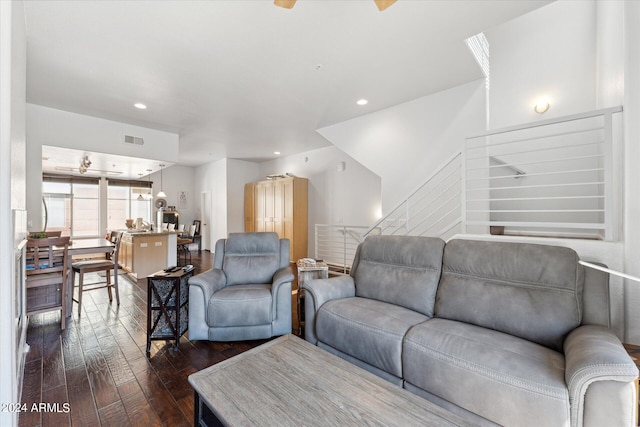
[134,103,147,110]
[274,151,281,155]
[356,99,368,106]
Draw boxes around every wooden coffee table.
[189,334,468,426]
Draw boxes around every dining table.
[65,238,115,316]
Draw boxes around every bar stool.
[72,232,122,316]
[177,224,196,266]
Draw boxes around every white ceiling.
[25,0,550,178]
[41,145,173,180]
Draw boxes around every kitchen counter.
[118,231,178,278]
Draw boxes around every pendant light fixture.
[156,164,167,198]
[145,169,153,200]
[137,173,145,200]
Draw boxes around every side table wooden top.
[296,259,328,271]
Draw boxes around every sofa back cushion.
[435,239,584,351]
[352,235,445,317]
[222,232,281,286]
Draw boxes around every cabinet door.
[273,179,285,237]
[244,183,255,232]
[282,178,294,243]
[264,181,275,232]
[254,182,267,232]
[246,177,307,263]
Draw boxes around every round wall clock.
[155,198,167,209]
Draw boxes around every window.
[107,181,152,231]
[43,175,153,238]
[43,178,100,238]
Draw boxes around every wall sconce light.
[534,99,550,114]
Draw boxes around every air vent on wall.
[124,135,144,145]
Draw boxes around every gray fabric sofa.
[304,235,638,427]
[188,232,293,342]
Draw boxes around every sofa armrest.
[304,276,355,344]
[564,325,638,427]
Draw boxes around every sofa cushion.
[316,297,429,378]
[435,239,584,351]
[223,232,280,286]
[352,235,445,317]
[403,318,570,427]
[208,284,272,326]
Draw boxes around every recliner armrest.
[188,268,227,302]
[271,266,294,326]
[564,325,638,427]
[272,266,295,293]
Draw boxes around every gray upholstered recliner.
[188,232,294,342]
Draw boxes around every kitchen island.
[118,231,178,279]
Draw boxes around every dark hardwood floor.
[19,250,295,427]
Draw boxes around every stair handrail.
[579,260,640,284]
[466,105,622,139]
[363,151,463,238]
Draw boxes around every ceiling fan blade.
[374,0,396,11]
[274,0,297,9]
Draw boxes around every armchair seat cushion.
[403,318,570,427]
[316,297,429,378]
[208,284,272,327]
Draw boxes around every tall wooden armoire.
[244,177,308,263]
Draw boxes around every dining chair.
[71,232,122,316]
[25,236,71,329]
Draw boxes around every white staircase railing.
[464,106,622,240]
[315,107,622,272]
[314,225,377,275]
[363,152,464,240]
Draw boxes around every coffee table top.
[189,334,467,426]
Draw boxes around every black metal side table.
[146,267,194,353]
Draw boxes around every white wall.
[622,0,640,344]
[259,145,382,256]
[148,164,196,231]
[25,104,180,230]
[193,147,378,258]
[1,2,27,425]
[479,0,640,342]
[194,159,230,251]
[318,79,485,212]
[226,159,261,234]
[485,0,597,128]
[596,0,624,109]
